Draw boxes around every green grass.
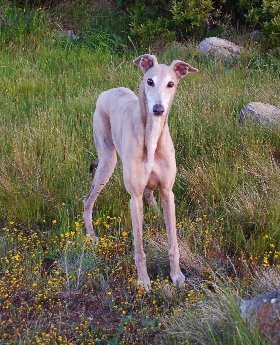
[0,4,280,344]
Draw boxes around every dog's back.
[93,87,140,157]
[95,87,137,119]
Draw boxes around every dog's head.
[134,54,198,116]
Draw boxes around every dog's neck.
[138,82,170,172]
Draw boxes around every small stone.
[246,30,263,42]
[240,102,280,125]
[60,29,80,41]
[197,37,242,61]
[241,290,280,343]
[0,12,7,28]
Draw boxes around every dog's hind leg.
[144,188,160,215]
[83,112,117,242]
[83,153,116,240]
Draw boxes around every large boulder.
[197,37,242,61]
[240,102,280,125]
[240,290,280,343]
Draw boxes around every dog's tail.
[89,159,99,175]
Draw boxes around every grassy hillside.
[0,4,280,344]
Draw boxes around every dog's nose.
[153,104,165,116]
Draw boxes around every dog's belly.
[146,171,160,190]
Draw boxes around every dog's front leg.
[160,188,185,286]
[129,194,151,291]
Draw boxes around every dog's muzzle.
[153,104,165,116]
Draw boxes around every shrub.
[262,0,280,46]
[118,0,280,49]
[118,0,213,49]
[235,0,263,26]
[171,0,213,33]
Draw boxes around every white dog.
[83,54,198,290]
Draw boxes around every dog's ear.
[170,60,198,79]
[133,54,158,73]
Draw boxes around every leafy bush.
[171,0,213,32]
[263,0,280,46]
[130,16,176,49]
[117,0,279,49]
[118,0,213,48]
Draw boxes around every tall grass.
[162,280,271,345]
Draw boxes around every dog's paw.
[171,271,185,287]
[86,234,99,246]
[137,274,152,292]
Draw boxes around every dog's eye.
[147,78,154,86]
[167,81,174,88]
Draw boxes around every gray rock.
[197,37,242,61]
[240,102,280,125]
[240,290,280,343]
[247,30,263,42]
[0,12,7,28]
[60,29,80,41]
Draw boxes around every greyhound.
[83,54,198,290]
